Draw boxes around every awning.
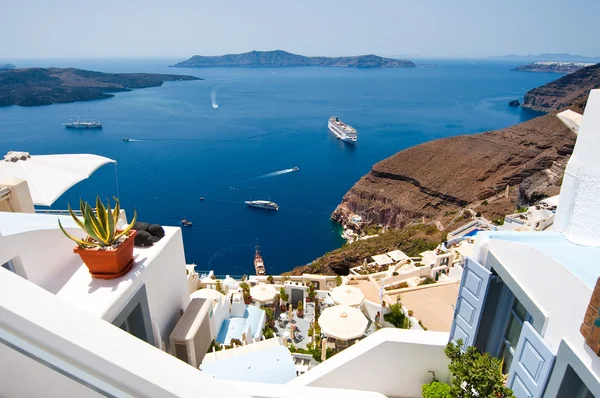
[330,285,364,307]
[318,305,368,341]
[250,284,277,303]
[0,151,116,206]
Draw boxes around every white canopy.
[371,254,394,266]
[330,285,364,307]
[191,288,224,302]
[0,151,116,206]
[318,305,368,341]
[250,284,277,303]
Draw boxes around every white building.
[2,89,600,398]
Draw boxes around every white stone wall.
[290,329,450,398]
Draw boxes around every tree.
[444,340,514,398]
[335,275,342,286]
[215,279,225,294]
[267,275,274,284]
[307,283,317,301]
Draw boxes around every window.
[111,285,155,346]
[1,260,16,273]
[499,299,531,372]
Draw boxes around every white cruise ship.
[328,116,357,143]
[245,200,279,210]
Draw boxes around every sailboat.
[64,109,102,129]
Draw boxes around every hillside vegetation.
[288,224,445,276]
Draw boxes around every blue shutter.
[449,257,492,347]
[507,322,555,398]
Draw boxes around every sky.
[1,0,599,59]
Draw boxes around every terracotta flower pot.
[74,230,137,280]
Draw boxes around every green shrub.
[482,200,489,206]
[419,277,436,286]
[492,217,505,226]
[335,275,343,286]
[422,381,452,397]
[445,340,514,397]
[263,326,275,339]
[384,303,410,329]
[267,275,274,284]
[516,207,528,213]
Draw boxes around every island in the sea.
[0,63,15,70]
[171,50,416,69]
[0,68,201,107]
[512,62,596,74]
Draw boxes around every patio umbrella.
[190,288,224,303]
[318,305,368,341]
[250,284,277,303]
[0,151,116,206]
[331,285,365,307]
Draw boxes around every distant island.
[0,63,15,70]
[0,68,201,107]
[171,50,416,69]
[491,53,600,63]
[512,62,596,74]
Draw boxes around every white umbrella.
[250,284,277,303]
[331,285,365,307]
[0,151,116,206]
[318,305,368,341]
[191,289,224,302]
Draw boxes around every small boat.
[200,197,205,201]
[123,138,130,142]
[254,244,267,275]
[181,219,193,227]
[245,200,279,211]
[292,166,299,171]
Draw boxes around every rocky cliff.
[172,50,416,69]
[522,63,600,112]
[332,114,576,229]
[0,68,201,107]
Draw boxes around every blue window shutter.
[449,257,492,347]
[507,322,555,398]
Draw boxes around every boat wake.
[127,139,143,142]
[257,168,296,179]
[210,86,219,109]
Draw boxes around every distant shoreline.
[0,67,201,107]
[171,50,416,69]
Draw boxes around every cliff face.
[522,63,600,112]
[172,50,416,69]
[333,114,575,228]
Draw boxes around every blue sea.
[0,58,560,276]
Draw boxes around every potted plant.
[59,196,137,280]
[279,287,289,311]
[297,301,304,318]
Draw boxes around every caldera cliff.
[332,64,600,233]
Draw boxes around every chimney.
[554,89,600,247]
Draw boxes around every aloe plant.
[58,196,137,248]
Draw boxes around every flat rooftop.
[400,282,460,332]
[200,346,297,384]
